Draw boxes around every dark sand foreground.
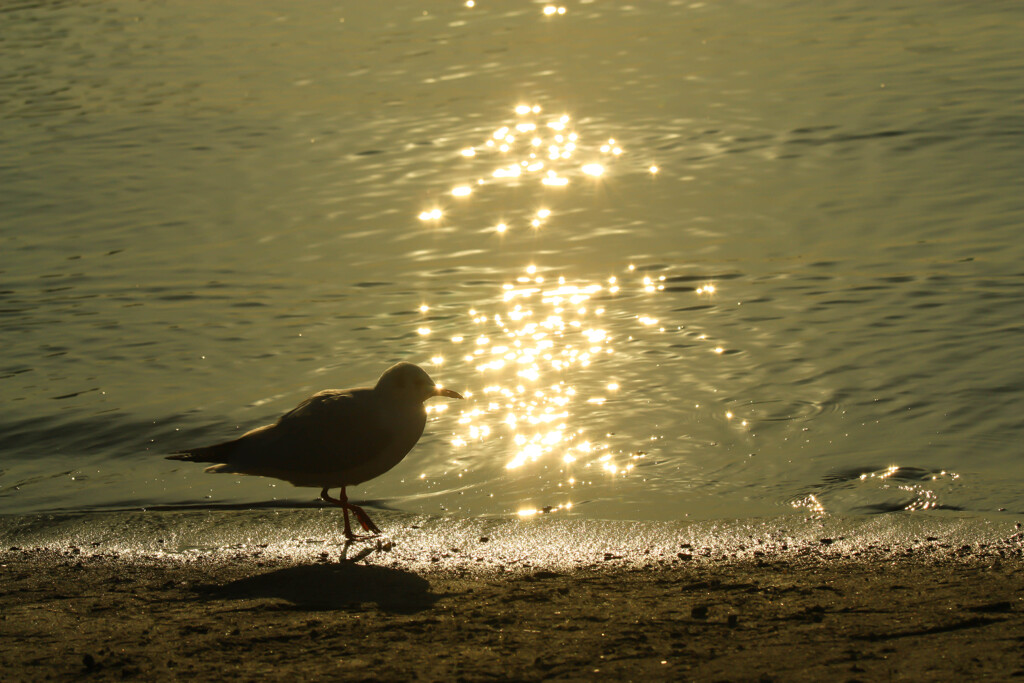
[2,530,1023,681]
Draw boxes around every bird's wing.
[229,388,393,474]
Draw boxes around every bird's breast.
[339,403,426,486]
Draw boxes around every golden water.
[2,1,1022,522]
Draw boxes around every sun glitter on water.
[418,264,691,512]
[456,269,618,497]
[413,262,738,517]
[416,104,628,232]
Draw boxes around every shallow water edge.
[2,509,1021,573]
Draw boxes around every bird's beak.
[434,386,464,399]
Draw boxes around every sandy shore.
[2,521,1023,681]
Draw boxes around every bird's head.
[375,362,464,403]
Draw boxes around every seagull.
[167,362,464,540]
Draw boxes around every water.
[2,0,1023,525]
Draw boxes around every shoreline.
[2,512,1023,680]
[2,547,1022,680]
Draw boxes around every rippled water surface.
[2,0,1022,522]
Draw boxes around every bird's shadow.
[198,561,439,614]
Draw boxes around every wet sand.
[2,522,1023,681]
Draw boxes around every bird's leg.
[320,487,357,539]
[320,487,380,540]
[338,487,382,535]
[351,505,382,535]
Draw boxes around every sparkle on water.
[421,104,636,235]
[404,103,965,520]
[7,0,1016,527]
[416,255,738,516]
